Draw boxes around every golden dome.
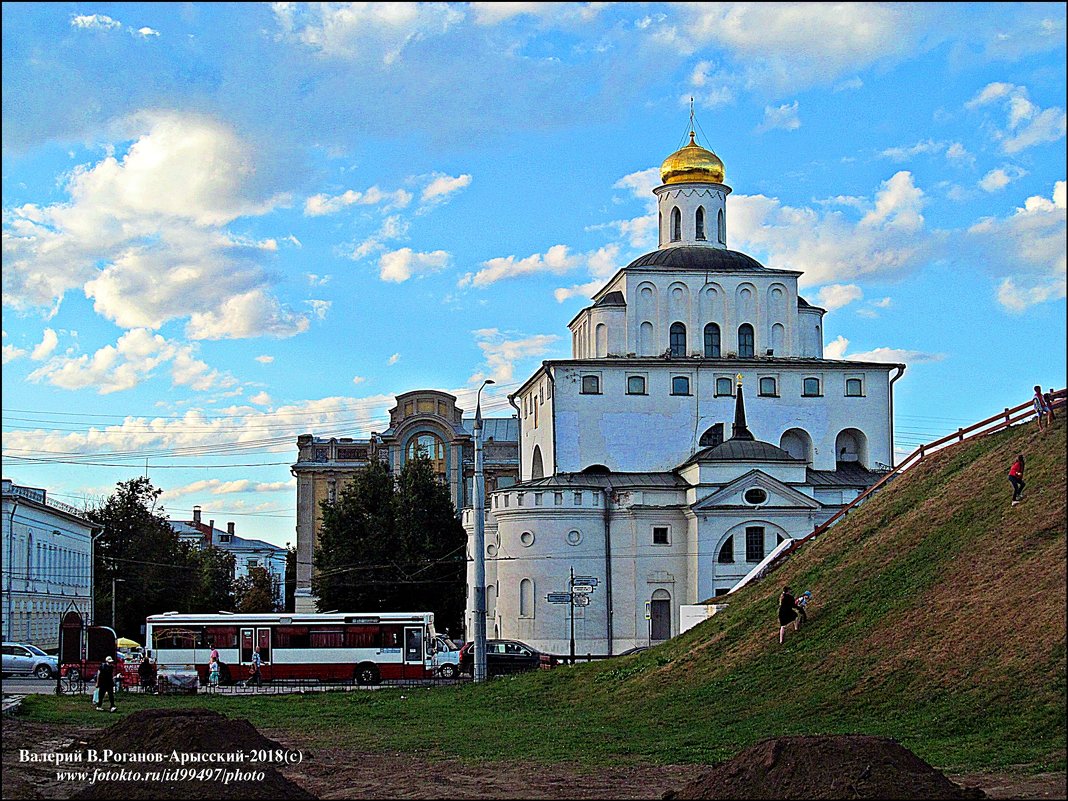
[660,131,725,185]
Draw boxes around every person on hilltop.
[95,655,117,713]
[1043,388,1058,420]
[1008,454,1026,506]
[1033,385,1052,431]
[778,586,804,645]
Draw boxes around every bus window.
[309,629,344,648]
[380,626,402,649]
[257,628,271,663]
[345,626,377,648]
[240,629,254,663]
[204,626,238,648]
[275,626,309,648]
[404,628,423,662]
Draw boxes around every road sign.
[573,594,590,607]
[571,584,595,594]
[574,576,599,586]
[546,593,572,604]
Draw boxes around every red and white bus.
[144,611,438,685]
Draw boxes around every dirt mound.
[68,709,315,800]
[74,707,282,755]
[664,735,986,800]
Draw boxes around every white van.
[431,635,460,678]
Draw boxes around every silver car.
[2,642,58,679]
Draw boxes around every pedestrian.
[1033,385,1051,431]
[209,641,219,664]
[1008,454,1026,505]
[249,646,263,687]
[138,654,156,694]
[796,590,812,625]
[209,656,220,689]
[778,586,803,645]
[95,656,117,712]
[1043,388,1058,420]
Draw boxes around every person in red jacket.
[1008,455,1025,505]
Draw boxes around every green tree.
[189,546,236,613]
[313,454,466,633]
[234,566,277,613]
[88,477,197,638]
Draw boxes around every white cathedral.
[463,130,905,655]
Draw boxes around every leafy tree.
[88,477,197,638]
[234,566,277,613]
[313,454,466,632]
[189,546,236,613]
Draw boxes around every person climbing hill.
[778,586,803,645]
[1008,454,1025,506]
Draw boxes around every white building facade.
[465,131,906,655]
[2,479,97,650]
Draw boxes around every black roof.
[626,246,772,272]
[594,291,626,307]
[685,439,803,465]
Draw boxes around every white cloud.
[377,248,450,282]
[730,171,935,287]
[2,111,305,341]
[249,391,272,406]
[468,2,608,26]
[254,355,275,364]
[271,2,464,64]
[966,82,1067,154]
[184,290,310,341]
[459,244,586,289]
[978,165,1027,193]
[825,335,943,364]
[349,215,410,260]
[655,3,921,94]
[420,173,472,204]
[815,284,863,311]
[305,299,332,320]
[756,101,801,133]
[968,181,1066,312]
[71,14,122,30]
[30,328,59,361]
[944,142,974,166]
[387,353,400,365]
[304,185,412,216]
[27,328,239,395]
[834,77,863,92]
[879,139,945,161]
[468,328,560,384]
[2,331,27,365]
[134,26,160,38]
[305,273,331,286]
[352,375,366,385]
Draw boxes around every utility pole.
[472,378,494,683]
[569,567,576,665]
[111,577,125,631]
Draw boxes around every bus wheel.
[355,663,380,686]
[438,664,457,680]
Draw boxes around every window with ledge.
[717,536,734,563]
[715,377,733,396]
[652,526,670,545]
[846,378,864,397]
[627,375,647,395]
[738,324,755,358]
[671,207,681,241]
[695,206,706,240]
[671,376,690,395]
[580,375,601,394]
[669,322,687,357]
[745,527,765,562]
[759,377,777,397]
[704,323,721,357]
[803,377,822,397]
[718,208,725,243]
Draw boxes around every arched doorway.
[835,428,869,468]
[650,589,671,641]
[406,432,448,483]
[780,428,813,463]
[531,446,544,480]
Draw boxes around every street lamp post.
[111,577,125,631]
[472,378,494,684]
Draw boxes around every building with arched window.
[291,390,518,612]
[2,479,96,649]
[464,125,905,655]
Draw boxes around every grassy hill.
[21,419,1066,773]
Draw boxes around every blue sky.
[3,2,1065,548]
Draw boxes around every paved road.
[1,676,63,695]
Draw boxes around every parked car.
[457,639,557,677]
[2,642,58,679]
[431,635,461,679]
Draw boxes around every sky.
[3,2,1066,549]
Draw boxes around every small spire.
[731,377,755,442]
[689,97,697,144]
